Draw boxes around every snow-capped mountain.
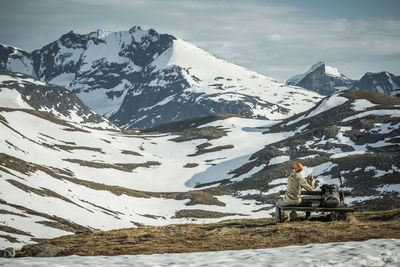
[0,27,323,129]
[0,70,116,129]
[286,62,355,95]
[352,71,400,95]
[0,85,399,249]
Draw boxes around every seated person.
[275,163,315,222]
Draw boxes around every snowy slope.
[1,27,323,129]
[0,107,282,248]
[287,62,355,95]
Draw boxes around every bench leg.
[304,212,311,221]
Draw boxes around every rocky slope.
[286,62,355,95]
[0,86,399,249]
[0,27,322,129]
[223,90,400,212]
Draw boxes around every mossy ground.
[16,209,400,257]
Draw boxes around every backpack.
[320,184,340,208]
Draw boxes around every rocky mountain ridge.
[0,26,322,129]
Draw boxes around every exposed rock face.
[0,247,16,258]
[19,244,65,257]
[286,62,355,95]
[0,27,322,129]
[352,71,400,95]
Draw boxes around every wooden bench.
[278,190,355,221]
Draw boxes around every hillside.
[0,87,399,249]
[0,27,323,128]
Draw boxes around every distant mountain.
[288,62,400,97]
[0,69,116,129]
[0,87,399,249]
[0,27,322,129]
[286,62,355,95]
[352,71,400,95]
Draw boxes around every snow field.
[1,239,399,267]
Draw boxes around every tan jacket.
[283,171,313,204]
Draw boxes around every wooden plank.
[279,190,352,196]
[280,206,354,212]
[301,195,321,200]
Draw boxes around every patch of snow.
[286,94,347,126]
[269,156,290,166]
[369,122,400,135]
[269,177,287,185]
[307,94,348,118]
[330,151,366,159]
[263,184,287,196]
[298,154,318,160]
[301,162,338,178]
[351,99,377,112]
[325,65,340,77]
[365,166,376,172]
[377,184,400,194]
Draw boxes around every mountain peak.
[286,62,354,95]
[310,61,325,69]
[355,71,400,94]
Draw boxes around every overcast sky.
[1,0,399,81]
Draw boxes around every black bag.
[320,184,340,208]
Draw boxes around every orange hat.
[293,163,303,172]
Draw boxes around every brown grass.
[183,163,199,168]
[188,142,234,157]
[54,145,105,154]
[15,209,400,257]
[174,209,242,219]
[121,150,143,156]
[0,235,18,243]
[63,159,161,172]
[0,225,33,237]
